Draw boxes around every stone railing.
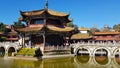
[72,42,120,46]
[44,45,70,51]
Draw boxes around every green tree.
[113,24,120,32]
[90,24,100,32]
[0,22,7,41]
[12,21,25,28]
[67,22,78,33]
[0,22,6,32]
[101,25,111,32]
[67,22,75,27]
[0,36,7,41]
[90,28,100,33]
[67,22,78,29]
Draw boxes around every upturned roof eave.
[20,9,69,17]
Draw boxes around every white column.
[29,36,32,48]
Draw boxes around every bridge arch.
[8,47,16,56]
[113,56,120,67]
[7,46,17,52]
[93,47,112,66]
[93,47,112,57]
[113,48,120,66]
[113,48,120,58]
[0,46,5,56]
[113,58,120,67]
[75,46,92,56]
[7,46,17,56]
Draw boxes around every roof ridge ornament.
[44,0,48,10]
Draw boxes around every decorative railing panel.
[44,45,70,51]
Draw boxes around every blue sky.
[0,0,120,29]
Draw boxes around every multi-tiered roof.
[17,2,74,33]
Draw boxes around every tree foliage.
[67,22,78,29]
[101,25,111,32]
[90,24,100,32]
[12,21,25,28]
[0,36,7,41]
[0,22,6,32]
[0,22,7,41]
[67,22,79,33]
[90,27,100,33]
[113,24,120,32]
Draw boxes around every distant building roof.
[71,33,92,39]
[79,27,90,31]
[92,31,120,35]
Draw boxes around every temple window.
[47,19,62,27]
[33,19,44,24]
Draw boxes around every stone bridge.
[0,42,21,54]
[71,42,120,57]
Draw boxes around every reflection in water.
[115,50,120,65]
[11,59,43,68]
[0,53,5,57]
[95,56,108,65]
[76,55,90,64]
[1,56,120,68]
[115,57,120,65]
[76,48,90,64]
[0,47,5,57]
[114,54,120,68]
[0,57,77,68]
[43,57,77,68]
[94,49,108,65]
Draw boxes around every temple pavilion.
[71,27,92,43]
[92,31,120,43]
[16,2,74,55]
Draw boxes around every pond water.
[0,55,120,68]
